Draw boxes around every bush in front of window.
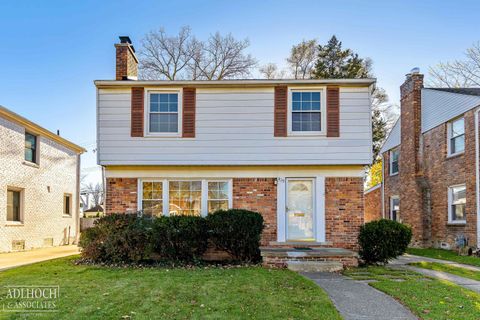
[358,219,412,265]
[79,213,154,264]
[206,209,265,263]
[151,215,208,262]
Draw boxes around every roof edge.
[94,78,376,88]
[0,106,86,154]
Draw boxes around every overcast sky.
[1,0,479,184]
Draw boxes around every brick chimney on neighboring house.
[115,36,138,80]
[399,68,431,246]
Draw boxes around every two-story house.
[96,37,375,268]
[0,106,85,252]
[379,69,480,249]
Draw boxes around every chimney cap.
[410,67,420,74]
[119,36,132,44]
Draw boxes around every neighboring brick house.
[96,37,374,267]
[0,106,85,252]
[364,184,382,222]
[379,69,480,249]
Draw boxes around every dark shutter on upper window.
[274,86,288,137]
[131,87,144,137]
[326,86,340,137]
[182,87,196,138]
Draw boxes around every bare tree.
[190,32,257,80]
[259,63,286,79]
[139,26,197,80]
[140,27,256,80]
[428,42,480,87]
[81,183,104,208]
[287,39,318,79]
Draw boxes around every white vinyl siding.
[97,87,372,165]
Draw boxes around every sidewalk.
[0,245,80,271]
[302,272,417,320]
[390,254,480,272]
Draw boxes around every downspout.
[75,154,81,244]
[475,109,480,248]
[381,153,385,218]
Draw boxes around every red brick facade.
[364,185,382,222]
[382,72,479,248]
[106,176,364,251]
[115,42,138,81]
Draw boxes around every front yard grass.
[0,256,341,320]
[410,261,480,281]
[344,266,480,320]
[407,248,480,267]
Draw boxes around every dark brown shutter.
[326,86,340,137]
[274,86,288,137]
[182,87,196,138]
[131,87,144,137]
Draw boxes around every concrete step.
[287,261,343,272]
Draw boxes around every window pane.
[311,92,320,101]
[311,101,321,110]
[292,112,321,132]
[452,204,466,221]
[65,195,71,215]
[169,181,201,216]
[25,133,36,163]
[159,103,169,112]
[292,92,301,102]
[452,135,465,154]
[7,190,20,221]
[159,94,168,103]
[208,181,228,199]
[451,118,464,137]
[208,200,228,213]
[169,102,178,112]
[301,101,311,110]
[152,182,163,199]
[143,182,153,199]
[169,93,178,103]
[142,200,163,217]
[452,186,466,204]
[292,101,301,111]
[25,148,34,163]
[150,114,178,133]
[301,92,311,101]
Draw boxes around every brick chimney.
[115,36,138,80]
[399,68,428,246]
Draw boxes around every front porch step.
[287,261,343,272]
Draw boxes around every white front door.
[286,179,315,241]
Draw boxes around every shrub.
[79,213,153,264]
[358,219,412,265]
[151,215,208,262]
[206,209,264,263]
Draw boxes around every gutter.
[475,109,480,248]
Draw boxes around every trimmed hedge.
[79,209,264,264]
[206,209,265,263]
[358,219,412,265]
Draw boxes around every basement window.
[448,117,465,156]
[448,184,466,223]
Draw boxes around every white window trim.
[389,148,399,176]
[6,187,24,224]
[447,116,465,157]
[144,88,183,137]
[390,196,400,221]
[287,87,327,137]
[448,184,467,224]
[137,178,232,217]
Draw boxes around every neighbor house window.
[139,179,231,216]
[389,148,399,175]
[448,184,466,223]
[25,132,37,163]
[169,181,202,216]
[448,117,465,155]
[207,181,229,212]
[7,189,21,222]
[141,181,163,217]
[291,91,322,132]
[148,93,179,133]
[390,196,400,222]
[64,194,72,215]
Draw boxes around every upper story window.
[25,132,37,163]
[389,148,399,175]
[448,117,465,156]
[448,184,466,223]
[290,91,323,133]
[148,92,179,134]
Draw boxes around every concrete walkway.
[390,254,480,293]
[0,245,80,271]
[302,272,417,320]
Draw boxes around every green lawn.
[344,266,480,320]
[410,261,480,281]
[0,256,340,320]
[407,248,480,267]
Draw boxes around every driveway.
[0,245,79,271]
